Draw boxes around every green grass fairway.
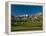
[11,15,43,32]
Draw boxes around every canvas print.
[11,4,43,32]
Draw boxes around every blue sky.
[11,4,43,16]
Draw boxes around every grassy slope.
[11,15,43,32]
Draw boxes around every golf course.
[11,14,43,32]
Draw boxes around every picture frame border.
[5,1,45,35]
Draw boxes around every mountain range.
[11,12,43,21]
